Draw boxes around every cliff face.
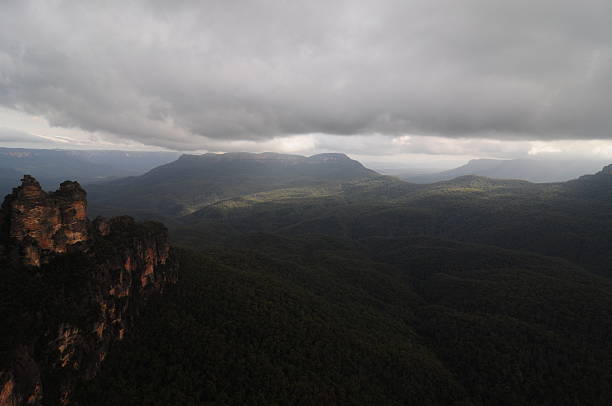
[0,175,88,267]
[0,176,177,406]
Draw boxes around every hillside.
[7,156,612,404]
[172,165,612,276]
[79,226,612,405]
[83,153,612,275]
[80,157,612,403]
[86,152,377,217]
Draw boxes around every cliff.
[0,175,88,267]
[0,176,178,406]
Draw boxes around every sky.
[1,0,612,169]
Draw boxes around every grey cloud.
[0,127,49,143]
[1,0,612,150]
[310,134,534,159]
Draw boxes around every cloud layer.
[1,0,612,150]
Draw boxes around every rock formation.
[0,176,178,406]
[0,175,88,267]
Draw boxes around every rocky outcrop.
[0,176,178,406]
[0,175,88,266]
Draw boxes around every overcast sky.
[1,0,612,168]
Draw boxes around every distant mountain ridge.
[87,152,377,217]
[6,154,612,404]
[86,152,612,219]
[401,158,610,183]
[81,159,612,405]
[0,148,180,196]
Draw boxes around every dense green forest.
[7,153,612,404]
[77,237,612,405]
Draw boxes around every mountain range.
[0,148,179,196]
[85,155,612,405]
[80,151,612,276]
[5,151,612,405]
[86,152,376,217]
[395,158,610,183]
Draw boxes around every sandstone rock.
[0,176,88,266]
[0,176,178,406]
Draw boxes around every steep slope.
[0,176,177,406]
[87,152,377,217]
[178,165,612,275]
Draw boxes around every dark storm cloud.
[1,0,611,150]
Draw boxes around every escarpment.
[0,176,178,406]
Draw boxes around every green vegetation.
[77,236,612,405]
[172,170,612,276]
[86,152,376,217]
[18,157,612,404]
